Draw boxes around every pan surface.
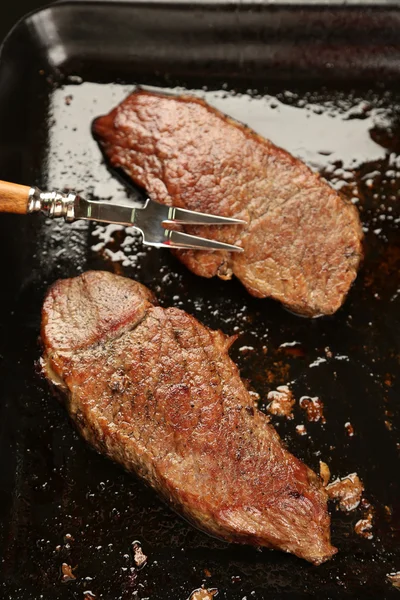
[0,2,399,598]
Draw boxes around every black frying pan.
[0,2,399,598]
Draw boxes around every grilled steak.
[93,90,363,317]
[41,271,336,564]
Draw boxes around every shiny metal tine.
[163,230,243,252]
[163,206,246,226]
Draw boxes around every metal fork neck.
[27,187,76,221]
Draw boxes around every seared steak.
[41,271,336,564]
[93,90,363,317]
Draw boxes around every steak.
[41,270,336,564]
[93,90,363,317]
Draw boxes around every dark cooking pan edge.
[2,1,400,87]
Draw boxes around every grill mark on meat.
[94,91,363,316]
[41,271,336,564]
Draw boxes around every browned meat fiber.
[41,271,336,564]
[93,90,363,317]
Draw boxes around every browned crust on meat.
[41,271,336,564]
[93,90,363,317]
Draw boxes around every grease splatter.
[266,386,295,418]
[326,473,364,512]
[61,563,76,583]
[188,587,218,600]
[299,396,326,423]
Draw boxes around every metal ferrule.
[27,187,76,221]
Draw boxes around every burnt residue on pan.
[0,75,400,600]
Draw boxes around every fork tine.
[163,230,243,252]
[163,206,246,226]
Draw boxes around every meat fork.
[0,180,245,252]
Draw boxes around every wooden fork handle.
[0,180,31,214]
